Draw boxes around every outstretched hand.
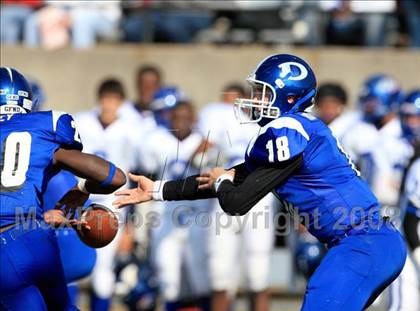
[113,173,155,208]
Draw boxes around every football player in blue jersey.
[400,90,420,146]
[114,54,408,311]
[0,67,127,310]
[150,86,189,129]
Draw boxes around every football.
[76,204,119,248]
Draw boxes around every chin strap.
[288,89,316,114]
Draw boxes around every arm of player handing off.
[53,149,126,194]
[113,155,302,216]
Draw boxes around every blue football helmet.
[399,90,420,144]
[234,54,317,125]
[358,74,403,127]
[150,86,188,127]
[0,67,33,114]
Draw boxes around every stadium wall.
[1,45,419,113]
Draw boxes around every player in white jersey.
[143,97,211,311]
[199,83,276,311]
[74,79,143,311]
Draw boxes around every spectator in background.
[323,0,397,46]
[324,1,365,46]
[133,65,162,112]
[351,0,397,47]
[0,0,42,44]
[121,1,214,43]
[24,1,121,49]
[401,0,420,48]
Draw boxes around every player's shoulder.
[246,114,315,164]
[259,113,318,141]
[17,110,74,132]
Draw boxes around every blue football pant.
[301,222,407,311]
[56,228,96,283]
[0,224,78,311]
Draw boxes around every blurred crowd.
[29,58,420,311]
[1,0,420,49]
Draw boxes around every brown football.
[76,204,118,248]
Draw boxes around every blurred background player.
[199,83,276,311]
[133,65,162,113]
[143,93,212,311]
[0,67,126,310]
[386,90,420,311]
[318,80,378,169]
[401,143,420,269]
[150,86,189,129]
[357,75,408,215]
[117,65,160,140]
[74,78,139,311]
[314,82,359,139]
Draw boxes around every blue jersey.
[0,111,82,227]
[245,113,380,244]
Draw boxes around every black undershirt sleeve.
[162,155,303,216]
[216,156,302,215]
[403,204,420,251]
[161,162,250,201]
[162,174,216,201]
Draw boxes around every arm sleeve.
[161,155,303,216]
[216,155,302,215]
[162,174,216,201]
[52,111,83,150]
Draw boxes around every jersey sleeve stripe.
[52,110,66,132]
[260,117,310,140]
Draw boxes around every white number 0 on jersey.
[266,136,291,162]
[1,132,32,189]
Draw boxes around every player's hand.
[196,167,235,190]
[56,186,90,211]
[43,209,91,231]
[113,173,154,208]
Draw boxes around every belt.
[0,223,17,233]
[327,217,390,249]
[0,220,44,245]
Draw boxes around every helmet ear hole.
[287,96,298,104]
